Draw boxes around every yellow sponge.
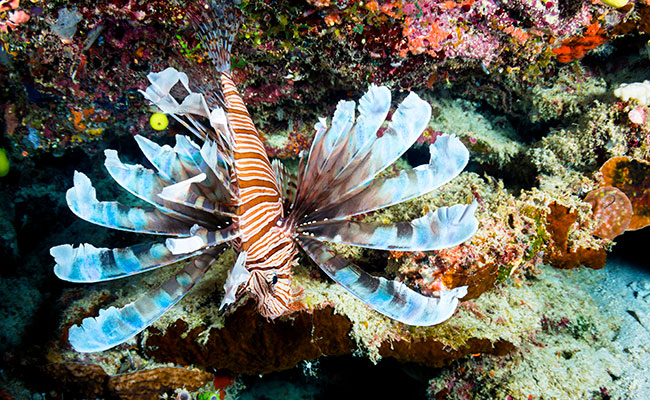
[149,113,169,131]
[0,148,9,177]
[601,0,628,8]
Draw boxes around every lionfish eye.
[271,273,278,285]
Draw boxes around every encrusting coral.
[583,186,633,239]
[599,156,650,231]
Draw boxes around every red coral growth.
[399,243,499,301]
[552,22,607,63]
[544,202,606,269]
[583,186,632,239]
[0,0,29,33]
[600,156,650,230]
[0,389,14,400]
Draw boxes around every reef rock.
[44,364,212,400]
[544,202,607,270]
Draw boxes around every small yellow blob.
[600,0,628,7]
[149,113,169,131]
[0,148,10,177]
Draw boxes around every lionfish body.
[51,1,478,352]
[221,72,298,317]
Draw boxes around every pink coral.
[628,106,646,125]
[9,9,27,23]
[584,186,633,239]
[0,0,18,13]
[390,0,610,65]
[0,0,28,32]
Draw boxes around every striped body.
[221,73,297,318]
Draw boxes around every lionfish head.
[246,269,294,319]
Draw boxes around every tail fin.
[191,0,240,73]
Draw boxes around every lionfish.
[51,1,478,352]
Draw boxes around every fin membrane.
[298,237,467,326]
[66,172,192,236]
[68,251,220,352]
[51,242,198,283]
[299,202,478,251]
[306,134,469,222]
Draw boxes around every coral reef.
[552,22,608,64]
[0,0,639,161]
[4,0,650,398]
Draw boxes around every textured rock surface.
[544,202,607,270]
[144,301,355,375]
[379,337,515,367]
[44,364,213,400]
[143,300,514,374]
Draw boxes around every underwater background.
[2,0,650,398]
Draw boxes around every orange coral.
[324,12,341,26]
[600,156,650,230]
[70,108,87,132]
[365,1,379,12]
[552,22,608,63]
[379,1,401,18]
[439,0,475,10]
[504,26,532,45]
[544,203,607,269]
[401,16,450,57]
[584,186,632,239]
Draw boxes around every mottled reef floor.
[586,256,650,399]
[227,248,650,400]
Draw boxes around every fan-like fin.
[140,68,212,141]
[200,139,234,200]
[139,67,188,114]
[294,101,355,210]
[175,92,211,118]
[299,202,478,251]
[220,251,249,309]
[66,171,191,235]
[165,224,239,255]
[134,135,189,182]
[104,150,173,206]
[51,242,198,283]
[323,91,432,204]
[175,134,213,176]
[67,251,220,352]
[345,85,391,162]
[157,174,235,217]
[305,134,469,222]
[105,149,226,224]
[298,237,467,326]
[319,100,356,167]
[136,112,232,206]
[271,159,297,209]
[320,86,390,187]
[294,88,431,219]
[193,0,239,73]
